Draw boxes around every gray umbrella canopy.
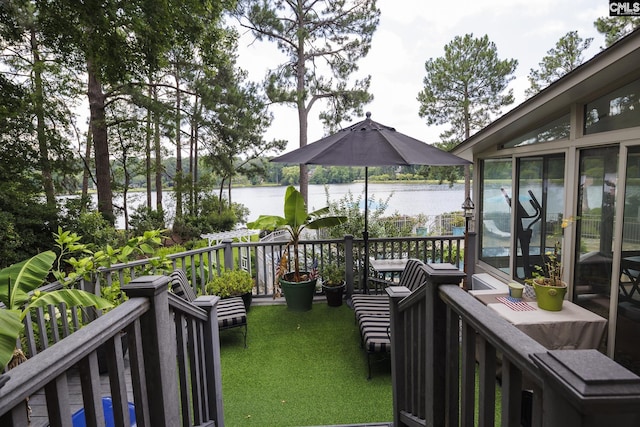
[271,112,471,167]
[271,113,470,291]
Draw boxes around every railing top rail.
[168,292,208,320]
[229,234,463,248]
[0,298,149,414]
[438,284,547,385]
[99,243,228,273]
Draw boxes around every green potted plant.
[247,186,347,311]
[320,262,346,307]
[530,241,567,311]
[206,269,255,311]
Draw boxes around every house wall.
[458,30,640,374]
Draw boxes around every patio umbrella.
[271,112,471,290]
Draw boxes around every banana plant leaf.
[0,310,23,369]
[0,251,56,309]
[25,289,113,315]
[0,251,113,371]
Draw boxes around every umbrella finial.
[365,111,371,119]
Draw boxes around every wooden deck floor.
[27,357,134,427]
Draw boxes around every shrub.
[206,269,254,298]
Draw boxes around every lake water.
[106,182,467,229]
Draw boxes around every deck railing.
[389,266,640,427]
[0,275,224,427]
[93,233,466,300]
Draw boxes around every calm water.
[104,182,467,228]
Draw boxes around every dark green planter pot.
[280,273,317,312]
[322,283,345,307]
[240,292,252,312]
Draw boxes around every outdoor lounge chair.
[483,219,511,238]
[169,269,248,347]
[352,258,428,320]
[352,259,428,378]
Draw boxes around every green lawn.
[219,303,392,426]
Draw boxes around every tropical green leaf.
[25,289,113,318]
[307,216,347,230]
[140,243,154,254]
[0,251,56,309]
[247,215,287,231]
[0,309,24,370]
[283,185,308,229]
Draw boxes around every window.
[584,78,640,135]
[479,159,512,274]
[501,114,570,149]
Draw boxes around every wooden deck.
[27,355,135,427]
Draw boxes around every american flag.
[309,258,319,280]
[275,252,288,280]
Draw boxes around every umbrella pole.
[363,167,369,293]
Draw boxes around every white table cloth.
[472,291,607,350]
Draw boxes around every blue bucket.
[71,397,136,427]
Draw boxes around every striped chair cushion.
[353,259,427,320]
[170,269,197,302]
[360,315,391,353]
[397,259,428,291]
[217,297,247,330]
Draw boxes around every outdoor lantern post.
[461,197,475,289]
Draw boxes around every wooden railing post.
[344,234,354,301]
[388,286,412,427]
[194,295,225,427]
[532,350,640,427]
[223,239,234,270]
[424,263,466,427]
[122,275,180,426]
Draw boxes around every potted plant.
[320,262,346,307]
[247,186,347,311]
[206,269,255,311]
[530,241,567,311]
[451,212,465,236]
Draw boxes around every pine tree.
[234,0,380,203]
[417,34,517,197]
[526,31,593,98]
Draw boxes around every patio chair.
[169,269,248,347]
[352,258,427,320]
[352,259,428,378]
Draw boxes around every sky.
[232,0,609,154]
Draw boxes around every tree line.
[1,0,638,267]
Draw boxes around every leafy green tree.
[1,2,83,206]
[594,16,640,47]
[417,34,517,198]
[0,74,59,266]
[234,0,381,202]
[35,0,231,223]
[281,166,301,185]
[526,31,593,98]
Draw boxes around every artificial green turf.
[219,303,392,426]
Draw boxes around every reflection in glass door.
[617,146,640,374]
[573,147,618,334]
[515,156,565,280]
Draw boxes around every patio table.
[471,290,607,350]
